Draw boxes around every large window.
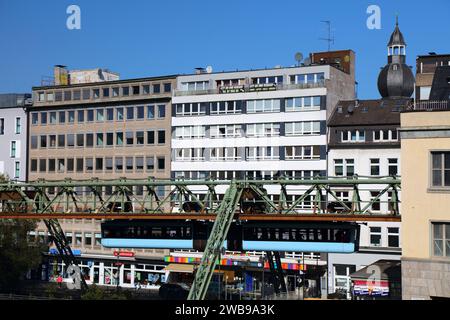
[175,148,205,161]
[388,158,398,176]
[387,227,400,248]
[431,152,450,188]
[210,101,242,115]
[175,103,207,116]
[285,121,321,136]
[432,222,450,257]
[373,129,398,142]
[246,123,280,137]
[290,73,325,84]
[341,130,365,142]
[175,126,206,139]
[246,147,279,160]
[285,146,320,160]
[181,81,209,91]
[210,147,241,161]
[286,96,321,112]
[246,99,280,113]
[369,227,382,247]
[334,159,354,176]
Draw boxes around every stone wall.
[402,258,450,299]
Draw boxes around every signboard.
[113,250,135,258]
[49,248,81,256]
[353,280,389,296]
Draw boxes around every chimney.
[54,65,69,85]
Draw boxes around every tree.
[0,174,44,291]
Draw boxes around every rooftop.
[328,98,411,127]
[0,93,32,109]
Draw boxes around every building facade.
[415,53,450,101]
[0,93,30,182]
[400,106,450,300]
[28,70,177,276]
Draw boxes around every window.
[175,148,206,161]
[31,136,38,149]
[105,157,113,171]
[12,164,22,183]
[96,133,104,147]
[82,89,90,100]
[387,227,400,247]
[52,113,59,125]
[116,107,124,121]
[147,131,155,144]
[76,134,84,147]
[86,133,93,147]
[115,157,123,171]
[369,227,382,247]
[286,96,321,112]
[432,222,450,257]
[246,123,280,137]
[175,126,206,139]
[373,129,398,142]
[334,159,354,176]
[106,133,113,146]
[95,158,103,171]
[122,87,129,96]
[126,107,134,120]
[132,86,140,95]
[93,89,100,99]
[126,132,134,145]
[49,135,56,148]
[57,159,65,172]
[370,192,381,211]
[116,132,123,146]
[40,135,47,148]
[247,147,279,160]
[246,99,280,113]
[388,158,398,176]
[39,159,46,172]
[84,233,92,246]
[142,85,150,95]
[58,135,65,148]
[136,131,144,145]
[77,110,84,123]
[182,81,209,91]
[147,105,155,119]
[285,146,320,160]
[102,88,109,98]
[87,110,94,122]
[30,159,37,172]
[164,83,171,93]
[96,109,104,122]
[431,152,450,188]
[370,159,380,176]
[157,157,165,170]
[68,111,75,123]
[67,159,74,172]
[67,134,74,147]
[106,108,114,121]
[146,157,154,171]
[136,157,144,171]
[175,103,207,116]
[285,121,320,136]
[158,130,165,144]
[41,112,47,125]
[112,87,119,97]
[158,105,165,118]
[10,141,17,158]
[31,113,38,125]
[136,106,144,119]
[210,147,240,161]
[76,158,84,172]
[341,130,365,142]
[153,84,160,94]
[126,157,133,171]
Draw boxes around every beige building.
[28,71,177,265]
[400,108,450,299]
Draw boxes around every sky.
[0,0,449,99]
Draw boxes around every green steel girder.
[187,181,244,300]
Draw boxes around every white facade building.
[0,94,30,181]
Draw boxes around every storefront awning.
[163,263,194,273]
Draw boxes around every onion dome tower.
[377,17,415,99]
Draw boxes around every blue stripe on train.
[242,241,355,253]
[101,238,194,249]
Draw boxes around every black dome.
[377,63,414,99]
[388,24,406,47]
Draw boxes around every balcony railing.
[408,100,450,111]
[173,80,327,97]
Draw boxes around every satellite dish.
[206,66,213,73]
[303,57,311,66]
[294,52,303,65]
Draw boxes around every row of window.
[30,130,166,149]
[334,158,399,176]
[173,146,321,161]
[0,117,22,135]
[173,121,322,139]
[36,82,172,102]
[31,105,166,126]
[180,73,325,91]
[173,170,322,180]
[29,156,166,173]
[340,129,398,143]
[174,96,322,116]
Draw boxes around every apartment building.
[27,67,177,287]
[400,106,450,300]
[0,93,30,182]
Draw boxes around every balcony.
[173,80,327,97]
[408,100,450,111]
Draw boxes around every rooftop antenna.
[319,20,334,52]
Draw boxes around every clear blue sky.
[1,0,449,99]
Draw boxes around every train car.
[240,221,360,253]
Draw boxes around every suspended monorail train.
[101,220,360,253]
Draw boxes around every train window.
[152,227,162,238]
[274,228,280,240]
[282,229,290,241]
[185,227,191,238]
[257,228,263,240]
[299,229,308,241]
[291,229,297,241]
